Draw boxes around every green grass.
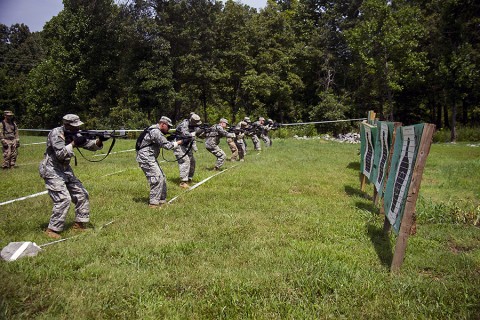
[1,136,479,319]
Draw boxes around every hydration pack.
[135,127,154,151]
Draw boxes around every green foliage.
[309,91,352,135]
[417,197,480,226]
[1,0,479,133]
[0,138,479,318]
[433,126,480,142]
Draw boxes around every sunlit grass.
[1,137,479,318]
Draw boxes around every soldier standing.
[226,129,239,162]
[136,116,186,208]
[205,118,236,170]
[234,121,248,161]
[173,113,202,189]
[40,114,105,239]
[1,110,20,169]
[245,116,262,151]
[260,118,273,147]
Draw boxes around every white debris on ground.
[467,144,479,147]
[293,133,361,143]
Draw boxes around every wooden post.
[391,124,435,273]
[368,111,376,124]
[360,173,367,192]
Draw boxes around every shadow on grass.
[367,223,393,269]
[346,161,360,171]
[132,196,149,204]
[344,185,373,201]
[355,201,379,214]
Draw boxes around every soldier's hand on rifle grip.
[99,133,110,141]
[73,135,87,147]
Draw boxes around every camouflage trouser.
[39,163,90,232]
[206,144,226,169]
[227,138,238,161]
[235,139,246,160]
[251,135,261,151]
[260,134,271,147]
[2,140,18,168]
[139,160,167,205]
[173,145,196,182]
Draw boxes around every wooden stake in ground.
[391,123,435,273]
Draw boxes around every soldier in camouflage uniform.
[233,121,248,161]
[205,118,236,170]
[1,110,20,169]
[260,118,272,147]
[245,116,262,151]
[136,116,186,208]
[226,130,238,162]
[173,113,202,189]
[39,114,105,239]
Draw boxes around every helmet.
[189,113,202,125]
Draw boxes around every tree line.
[1,0,479,140]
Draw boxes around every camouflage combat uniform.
[39,126,102,232]
[249,121,262,151]
[136,124,178,205]
[0,112,20,169]
[260,122,272,147]
[226,135,238,161]
[173,119,197,183]
[233,121,247,161]
[205,122,235,169]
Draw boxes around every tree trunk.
[450,96,457,142]
[443,89,449,129]
[462,99,468,125]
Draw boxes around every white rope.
[21,142,46,146]
[0,191,48,206]
[93,148,136,157]
[18,119,367,133]
[281,118,367,126]
[168,165,239,204]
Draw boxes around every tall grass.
[1,136,479,319]
[433,126,480,142]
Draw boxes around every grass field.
[1,134,479,319]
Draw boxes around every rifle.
[165,132,194,144]
[227,126,246,134]
[64,130,127,164]
[65,130,127,144]
[270,122,282,130]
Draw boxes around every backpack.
[135,127,154,151]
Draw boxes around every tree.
[345,0,428,123]
[0,23,44,124]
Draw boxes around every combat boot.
[179,182,190,189]
[44,228,61,239]
[73,222,87,231]
[148,203,164,209]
